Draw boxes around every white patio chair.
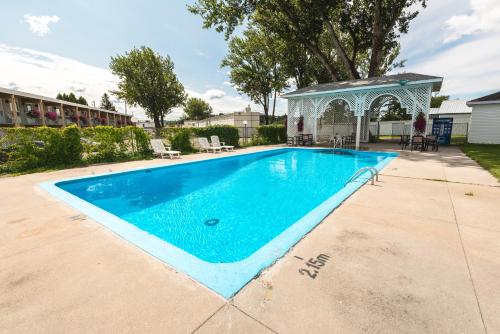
[198,137,221,153]
[210,135,234,151]
[150,139,181,159]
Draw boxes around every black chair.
[295,134,304,146]
[287,137,295,146]
[425,135,439,151]
[400,135,410,150]
[303,134,313,146]
[411,135,424,151]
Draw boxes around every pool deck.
[1,144,499,333]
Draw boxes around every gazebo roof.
[282,73,443,98]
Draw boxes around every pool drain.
[204,218,220,226]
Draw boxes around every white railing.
[345,167,379,186]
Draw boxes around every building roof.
[467,91,500,105]
[281,73,443,98]
[429,100,471,115]
[0,86,129,116]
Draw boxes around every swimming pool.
[41,148,397,298]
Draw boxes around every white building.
[429,100,472,123]
[467,91,500,144]
[183,106,261,129]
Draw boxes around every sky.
[0,0,499,120]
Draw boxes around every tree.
[380,100,411,121]
[57,92,88,105]
[189,0,425,81]
[431,95,449,108]
[100,93,116,111]
[109,46,186,129]
[221,28,288,124]
[184,97,213,120]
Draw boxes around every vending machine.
[431,118,453,145]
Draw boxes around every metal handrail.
[345,167,379,186]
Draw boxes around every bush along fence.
[160,125,240,153]
[254,124,287,144]
[0,125,152,174]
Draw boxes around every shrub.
[192,125,239,147]
[256,124,287,144]
[62,125,83,164]
[161,128,195,153]
[81,126,151,163]
[0,125,82,173]
[0,125,151,174]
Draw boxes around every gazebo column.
[355,116,362,150]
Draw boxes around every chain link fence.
[369,121,469,144]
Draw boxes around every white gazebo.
[282,73,443,149]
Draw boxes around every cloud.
[23,14,60,36]
[223,81,231,86]
[407,34,500,96]
[202,89,226,100]
[0,44,264,120]
[444,0,500,42]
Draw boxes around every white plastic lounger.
[150,139,181,159]
[198,137,221,153]
[210,135,234,152]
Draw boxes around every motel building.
[0,86,133,128]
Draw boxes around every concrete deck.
[1,144,499,333]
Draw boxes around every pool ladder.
[345,167,379,186]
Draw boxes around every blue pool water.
[45,148,397,297]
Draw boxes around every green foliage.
[256,124,287,144]
[0,126,151,174]
[100,93,116,111]
[161,128,196,153]
[184,97,213,120]
[110,46,186,129]
[81,126,152,163]
[380,100,411,121]
[160,125,240,152]
[189,0,426,81]
[222,27,288,124]
[431,95,449,108]
[62,126,84,163]
[0,126,82,173]
[192,125,240,147]
[57,92,88,105]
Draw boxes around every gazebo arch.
[282,73,443,150]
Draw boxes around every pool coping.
[39,147,398,298]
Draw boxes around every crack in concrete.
[446,180,488,334]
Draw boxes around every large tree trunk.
[368,0,384,77]
[153,115,161,137]
[271,90,277,123]
[263,94,269,125]
[324,20,360,80]
[275,2,338,82]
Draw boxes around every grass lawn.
[460,144,500,180]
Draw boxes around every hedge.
[160,128,196,153]
[0,125,151,174]
[192,125,239,147]
[81,126,151,163]
[160,125,240,153]
[256,124,287,144]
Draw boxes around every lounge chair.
[198,137,222,153]
[210,135,234,151]
[150,139,181,159]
